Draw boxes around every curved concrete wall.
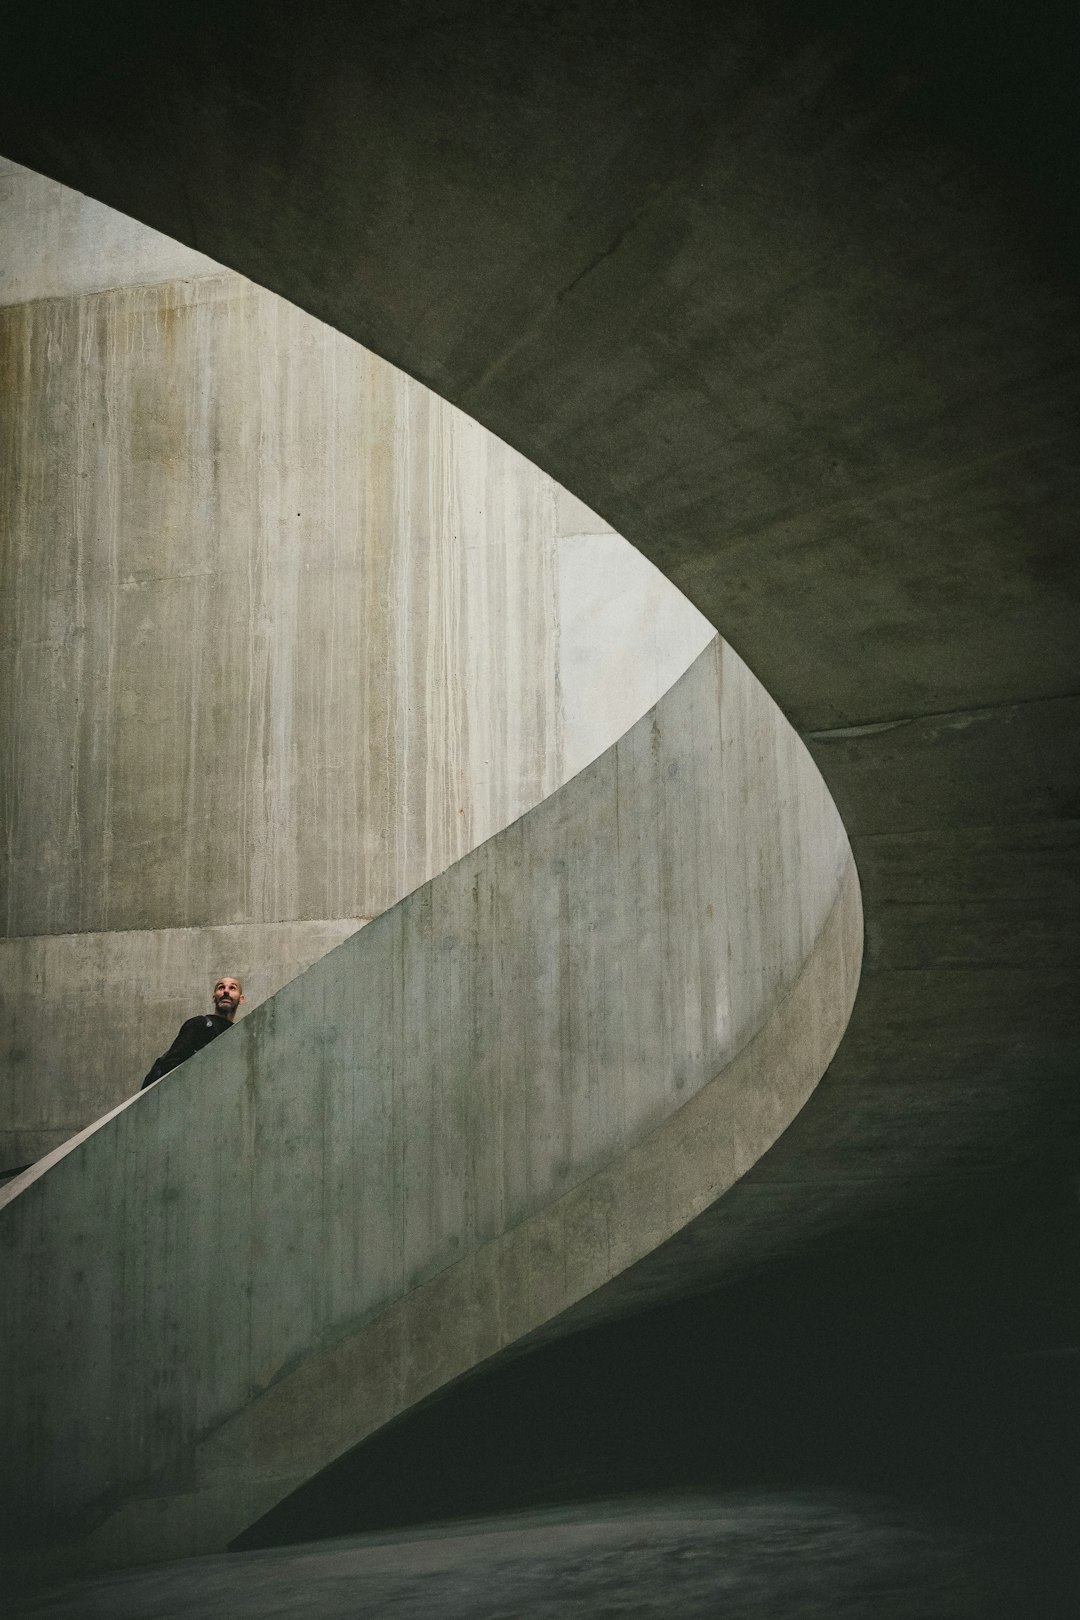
[0,159,711,1165]
[0,637,860,1578]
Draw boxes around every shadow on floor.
[237,1170,1080,1617]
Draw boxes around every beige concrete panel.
[0,273,563,937]
[557,528,714,779]
[0,918,364,1166]
[0,229,707,959]
[0,158,220,306]
[554,485,614,538]
[0,639,859,1573]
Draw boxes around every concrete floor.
[13,1493,1007,1619]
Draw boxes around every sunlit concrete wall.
[0,159,711,1165]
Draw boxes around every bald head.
[212,977,244,1021]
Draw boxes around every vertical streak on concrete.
[1,160,712,1163]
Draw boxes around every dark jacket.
[140,1013,233,1090]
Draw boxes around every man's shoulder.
[176,1014,228,1037]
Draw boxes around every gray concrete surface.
[0,161,710,1163]
[10,1494,1001,1619]
[0,3,1076,1608]
[0,156,220,304]
[1,0,1066,1287]
[0,920,362,1166]
[0,638,858,1578]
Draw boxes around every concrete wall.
[0,159,711,1164]
[0,638,860,1578]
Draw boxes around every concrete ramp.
[0,637,860,1580]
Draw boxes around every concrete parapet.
[0,638,859,1578]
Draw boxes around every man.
[140,977,244,1091]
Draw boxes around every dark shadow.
[235,1169,1080,1616]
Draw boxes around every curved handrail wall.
[0,636,860,1578]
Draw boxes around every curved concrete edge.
[0,1094,136,1211]
[1,637,857,1583]
[0,920,370,1174]
[30,859,860,1578]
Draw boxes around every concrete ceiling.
[3,0,1077,1289]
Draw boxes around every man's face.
[212,977,244,1019]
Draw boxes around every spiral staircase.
[1,0,1077,1601]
